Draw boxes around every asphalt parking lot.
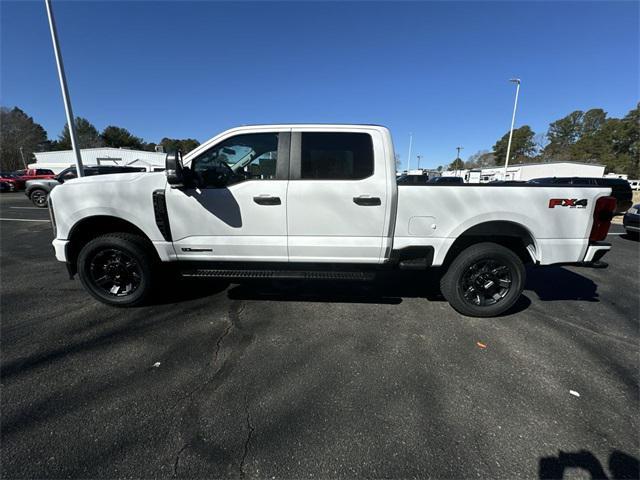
[1,191,638,479]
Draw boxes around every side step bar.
[180,269,376,281]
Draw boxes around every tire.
[440,242,526,317]
[77,233,157,307]
[29,189,48,208]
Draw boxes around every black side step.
[180,269,376,281]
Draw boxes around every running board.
[180,269,376,281]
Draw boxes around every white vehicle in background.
[48,125,617,317]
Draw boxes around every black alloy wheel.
[77,233,157,307]
[88,248,142,297]
[460,259,512,307]
[440,242,526,317]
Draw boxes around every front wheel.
[440,242,526,317]
[77,233,157,307]
[30,189,48,208]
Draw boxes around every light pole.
[417,154,422,170]
[407,133,413,172]
[44,0,84,177]
[503,78,521,180]
[455,146,463,176]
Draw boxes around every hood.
[65,171,159,185]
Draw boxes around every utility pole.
[19,147,27,169]
[417,154,423,170]
[44,0,84,177]
[455,146,463,176]
[504,78,521,180]
[407,133,413,172]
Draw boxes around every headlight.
[628,207,638,214]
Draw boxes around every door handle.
[353,196,381,206]
[253,195,281,205]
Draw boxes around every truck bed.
[394,184,611,265]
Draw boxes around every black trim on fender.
[389,246,435,270]
[152,190,172,241]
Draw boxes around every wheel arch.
[441,220,538,268]
[66,216,159,276]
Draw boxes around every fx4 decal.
[548,198,588,209]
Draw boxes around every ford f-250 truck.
[48,125,616,317]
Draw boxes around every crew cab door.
[286,128,389,263]
[165,130,290,261]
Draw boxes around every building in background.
[442,161,606,183]
[30,147,167,174]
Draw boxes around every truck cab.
[167,125,394,264]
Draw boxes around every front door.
[286,129,389,263]
[166,131,290,262]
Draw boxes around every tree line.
[3,103,638,176]
[0,106,200,171]
[444,103,639,178]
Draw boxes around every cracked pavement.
[1,192,639,479]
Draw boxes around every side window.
[192,133,279,187]
[300,133,373,180]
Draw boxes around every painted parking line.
[0,218,50,222]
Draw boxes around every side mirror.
[166,151,184,186]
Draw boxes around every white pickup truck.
[48,125,616,317]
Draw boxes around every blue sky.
[1,1,638,169]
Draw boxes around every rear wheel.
[30,189,48,208]
[440,242,525,317]
[77,233,157,307]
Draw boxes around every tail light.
[589,196,616,241]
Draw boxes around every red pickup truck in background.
[0,168,56,191]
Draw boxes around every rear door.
[286,128,388,263]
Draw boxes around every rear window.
[300,133,373,180]
[36,169,54,175]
